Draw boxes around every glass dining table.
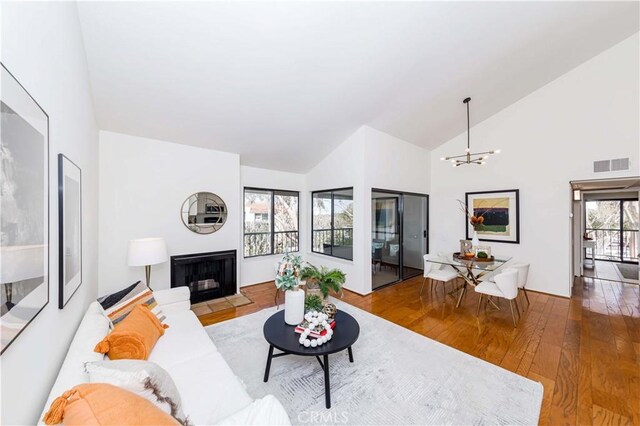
[426,253,512,308]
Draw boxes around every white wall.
[363,126,431,194]
[240,165,307,286]
[98,131,240,295]
[305,126,432,295]
[306,128,368,294]
[0,3,99,424]
[99,141,307,291]
[98,126,431,296]
[430,34,640,297]
[362,127,431,291]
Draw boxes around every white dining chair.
[421,254,458,300]
[510,263,531,308]
[475,268,520,327]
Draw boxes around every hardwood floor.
[198,276,640,425]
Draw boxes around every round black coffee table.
[263,309,360,409]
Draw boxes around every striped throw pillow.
[97,281,166,328]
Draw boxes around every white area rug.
[206,301,543,425]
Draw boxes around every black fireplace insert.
[170,250,236,304]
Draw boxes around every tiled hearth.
[191,293,252,316]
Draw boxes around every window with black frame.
[312,188,354,260]
[244,188,299,257]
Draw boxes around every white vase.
[472,230,480,247]
[284,288,304,325]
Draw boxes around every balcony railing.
[585,228,638,262]
[244,231,299,257]
[312,228,353,252]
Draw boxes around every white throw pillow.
[85,360,190,425]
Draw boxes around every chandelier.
[441,97,500,167]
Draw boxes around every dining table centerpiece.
[458,199,487,248]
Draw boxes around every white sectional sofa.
[40,287,290,425]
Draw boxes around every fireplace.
[170,250,236,304]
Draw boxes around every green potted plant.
[304,294,324,312]
[300,264,346,301]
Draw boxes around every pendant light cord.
[442,96,498,166]
[466,98,470,151]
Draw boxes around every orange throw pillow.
[43,383,179,425]
[94,304,168,360]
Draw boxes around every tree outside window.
[244,188,298,257]
[585,199,638,262]
[312,188,353,260]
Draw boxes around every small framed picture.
[58,154,82,308]
[459,240,472,254]
[466,189,520,244]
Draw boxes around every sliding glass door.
[585,199,639,263]
[402,194,429,279]
[372,192,401,288]
[371,190,428,289]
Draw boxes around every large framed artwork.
[0,63,49,354]
[465,189,520,244]
[58,154,82,309]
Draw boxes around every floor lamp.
[127,238,169,290]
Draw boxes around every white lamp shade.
[127,238,169,267]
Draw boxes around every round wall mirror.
[180,192,227,234]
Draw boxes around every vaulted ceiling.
[77,1,639,172]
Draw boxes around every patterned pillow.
[84,360,191,426]
[97,281,166,327]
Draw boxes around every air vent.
[593,160,610,173]
[611,158,630,171]
[593,158,631,173]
